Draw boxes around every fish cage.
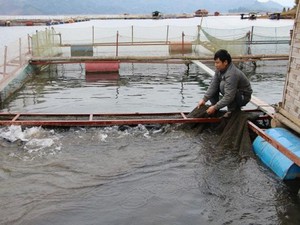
[30,24,292,58]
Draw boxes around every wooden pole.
[131,25,134,44]
[92,26,95,45]
[181,32,185,56]
[246,26,254,55]
[197,25,201,44]
[51,27,55,46]
[45,28,48,46]
[250,26,254,43]
[19,38,22,66]
[51,29,55,55]
[3,46,7,76]
[116,31,119,57]
[28,34,31,54]
[36,30,40,57]
[166,25,169,44]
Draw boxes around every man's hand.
[206,105,217,115]
[197,99,206,109]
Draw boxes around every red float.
[85,61,120,73]
[169,41,193,54]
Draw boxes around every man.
[197,49,252,117]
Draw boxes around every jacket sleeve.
[215,72,238,110]
[203,72,220,102]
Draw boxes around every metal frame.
[1,110,299,167]
[0,112,221,127]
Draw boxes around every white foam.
[99,133,108,142]
[24,138,55,153]
[1,125,62,157]
[0,125,28,142]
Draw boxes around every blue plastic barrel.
[253,127,300,180]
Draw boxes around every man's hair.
[214,49,232,64]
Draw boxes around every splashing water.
[0,125,62,160]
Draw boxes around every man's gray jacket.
[203,63,253,110]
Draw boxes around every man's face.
[214,58,228,72]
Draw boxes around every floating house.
[269,12,281,20]
[194,9,208,17]
[240,12,257,20]
[152,11,162,19]
[274,10,300,134]
[252,4,300,180]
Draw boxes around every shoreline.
[0,12,295,27]
[0,13,197,26]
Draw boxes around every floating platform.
[1,110,300,180]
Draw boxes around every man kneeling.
[197,49,253,117]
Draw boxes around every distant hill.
[0,0,287,15]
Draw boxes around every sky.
[258,0,295,7]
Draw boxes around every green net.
[198,27,249,56]
[179,105,261,159]
[31,28,62,57]
[30,24,291,57]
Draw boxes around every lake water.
[1,16,300,225]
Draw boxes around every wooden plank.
[12,114,20,121]
[191,60,214,75]
[180,112,187,119]
[250,96,275,116]
[274,112,300,135]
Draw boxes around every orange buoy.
[85,61,120,73]
[169,41,193,54]
[26,21,34,26]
